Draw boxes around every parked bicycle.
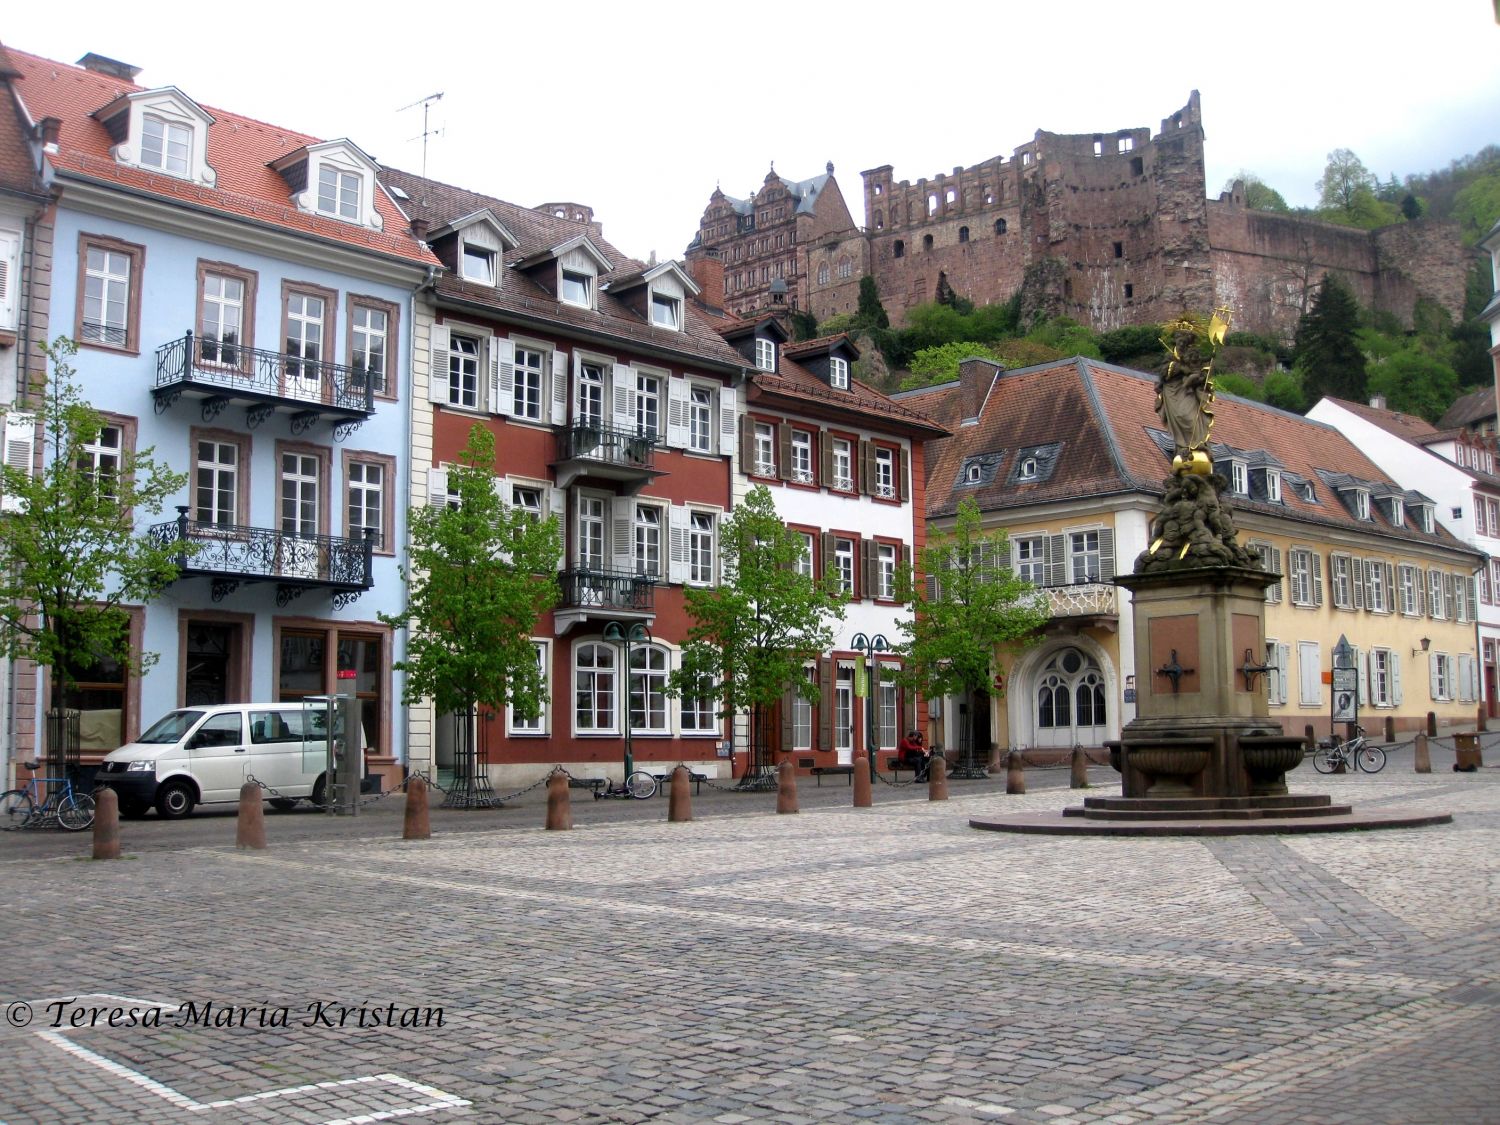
[1313,726,1387,775]
[594,771,658,800]
[0,761,97,831]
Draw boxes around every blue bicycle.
[1,761,96,831]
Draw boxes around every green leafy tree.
[0,338,188,721]
[668,485,844,783]
[895,498,1047,769]
[380,424,561,756]
[1366,349,1459,423]
[1317,148,1378,214]
[1295,274,1367,403]
[855,275,890,330]
[900,341,1005,389]
[1262,369,1307,413]
[1452,174,1500,244]
[1213,371,1263,401]
[1225,172,1290,213]
[1097,323,1165,365]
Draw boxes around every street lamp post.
[603,621,652,779]
[850,632,889,781]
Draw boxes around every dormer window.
[755,338,776,372]
[1266,470,1282,503]
[1389,498,1404,526]
[317,164,360,220]
[830,356,849,389]
[141,114,190,175]
[1230,461,1248,495]
[1418,505,1434,533]
[1018,457,1038,481]
[966,463,983,483]
[561,269,593,308]
[270,140,382,231]
[462,243,497,285]
[651,293,681,330]
[1354,490,1370,520]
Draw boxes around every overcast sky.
[7,2,1498,264]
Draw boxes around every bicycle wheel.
[625,771,657,800]
[0,789,34,828]
[56,792,95,831]
[1312,748,1339,774]
[1357,746,1387,773]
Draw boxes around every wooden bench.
[566,776,607,796]
[645,769,706,795]
[886,757,927,778]
[810,765,855,786]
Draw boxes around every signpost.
[1331,634,1358,734]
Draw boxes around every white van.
[96,703,360,819]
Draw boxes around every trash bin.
[1453,732,1483,773]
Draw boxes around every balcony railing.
[150,507,374,609]
[1038,581,1118,620]
[152,332,375,440]
[557,568,657,614]
[553,422,663,491]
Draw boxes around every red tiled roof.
[908,356,1472,552]
[752,355,947,437]
[383,168,746,369]
[1438,386,1498,432]
[7,47,435,266]
[1321,396,1440,442]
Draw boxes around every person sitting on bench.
[898,730,929,779]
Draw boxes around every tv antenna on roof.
[398,92,444,177]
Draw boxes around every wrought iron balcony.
[152,332,376,441]
[554,567,656,633]
[149,507,374,610]
[552,422,665,493]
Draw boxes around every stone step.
[1071,803,1355,822]
[1081,794,1334,813]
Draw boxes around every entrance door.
[185,623,238,706]
[1032,647,1108,749]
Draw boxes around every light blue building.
[10,48,436,795]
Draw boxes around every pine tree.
[855,275,890,330]
[1295,274,1367,404]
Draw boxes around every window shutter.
[1,412,35,514]
[546,485,566,524]
[738,417,754,474]
[822,532,836,581]
[859,538,872,599]
[1264,640,1278,705]
[0,231,16,326]
[426,466,449,507]
[780,685,795,751]
[1414,570,1425,616]
[1467,575,1479,622]
[1458,653,1473,703]
[668,505,689,585]
[819,658,834,752]
[1385,563,1396,612]
[718,384,737,453]
[1312,552,1324,606]
[901,544,912,576]
[428,324,450,404]
[486,336,512,417]
[612,496,634,571]
[666,377,690,449]
[550,350,569,425]
[820,432,833,486]
[1047,533,1067,588]
[1430,651,1440,698]
[777,423,793,481]
[1391,651,1402,706]
[1098,528,1115,580]
[1357,647,1368,704]
[1352,557,1366,610]
[924,573,939,602]
[898,447,910,503]
[1443,573,1456,619]
[859,440,874,495]
[612,364,635,431]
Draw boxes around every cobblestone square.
[1,768,1496,1123]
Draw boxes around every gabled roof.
[722,166,835,217]
[903,356,1467,552]
[603,260,700,298]
[382,167,745,369]
[6,46,434,266]
[783,333,860,361]
[1322,396,1441,443]
[425,207,520,250]
[512,231,613,274]
[747,351,946,440]
[1438,387,1498,433]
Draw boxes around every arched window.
[574,643,616,732]
[995,218,1008,235]
[629,645,669,733]
[922,234,933,251]
[1037,674,1070,728]
[927,193,938,216]
[958,226,969,243]
[1075,673,1105,727]
[837,257,852,279]
[817,262,830,285]
[893,240,905,259]
[873,209,883,230]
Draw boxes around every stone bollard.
[1070,745,1088,789]
[1413,731,1432,774]
[1304,724,1316,753]
[776,759,799,814]
[1427,712,1438,737]
[1479,707,1489,734]
[545,770,573,830]
[668,766,692,822]
[927,755,949,801]
[1006,750,1026,795]
[92,786,120,861]
[402,775,431,840]
[236,782,267,850]
[852,754,873,808]
[1384,716,1396,744]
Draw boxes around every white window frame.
[81,423,122,498]
[634,503,663,578]
[1266,470,1282,503]
[447,331,481,410]
[688,510,715,586]
[791,666,814,749]
[1371,647,1392,708]
[1015,535,1046,585]
[1368,560,1389,614]
[461,242,497,285]
[835,537,855,595]
[195,439,238,527]
[280,451,320,537]
[1290,548,1317,607]
[1069,529,1102,584]
[753,422,776,477]
[1433,652,1452,702]
[832,439,853,492]
[141,113,191,176]
[512,343,546,422]
[877,673,898,750]
[830,356,850,389]
[834,663,855,753]
[1230,461,1247,495]
[755,338,776,372]
[629,645,670,735]
[317,163,361,221]
[508,640,550,735]
[351,304,388,394]
[346,460,385,549]
[688,386,713,454]
[1429,570,1445,620]
[576,492,608,571]
[876,543,897,600]
[650,292,681,330]
[680,673,718,735]
[1399,564,1419,616]
[636,370,662,439]
[790,430,814,484]
[1354,490,1371,520]
[574,642,617,733]
[1331,554,1352,610]
[561,268,594,309]
[874,447,896,499]
[795,532,814,579]
[1017,456,1038,481]
[82,246,132,346]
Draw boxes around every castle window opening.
[984,190,994,204]
[928,193,938,216]
[838,257,852,279]
[1113,241,1123,258]
[1117,135,1134,153]
[873,184,882,195]
[1130,156,1144,176]
[1124,283,1133,299]
[1093,137,1103,157]
[818,263,830,286]
[958,227,969,243]
[1022,152,1033,166]
[994,218,1007,235]
[874,210,883,230]
[923,234,934,251]
[893,240,905,259]
[945,189,956,205]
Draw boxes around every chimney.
[958,357,1004,425]
[1369,394,1387,410]
[36,117,61,149]
[688,249,725,310]
[410,217,429,241]
[76,53,142,82]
